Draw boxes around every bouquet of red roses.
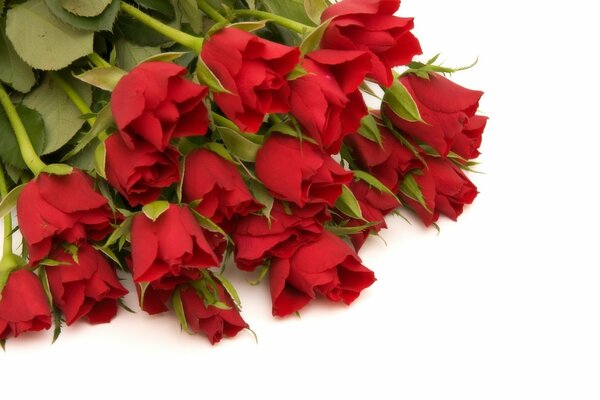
[0,0,487,346]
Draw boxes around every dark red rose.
[321,0,422,87]
[182,149,261,224]
[385,73,487,158]
[201,27,300,133]
[135,283,172,315]
[111,61,209,150]
[401,156,478,226]
[105,134,180,207]
[0,269,51,339]
[289,50,370,153]
[130,204,220,287]
[17,170,117,264]
[345,180,400,250]
[270,231,376,317]
[180,278,248,344]
[46,244,127,325]
[255,134,353,207]
[233,201,329,272]
[345,125,423,190]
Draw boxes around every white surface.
[2,1,600,399]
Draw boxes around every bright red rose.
[201,28,300,133]
[180,278,248,344]
[17,170,117,264]
[345,126,422,190]
[182,149,261,224]
[385,73,487,158]
[401,157,478,226]
[270,231,376,317]
[130,204,220,287]
[0,269,51,340]
[255,134,353,207]
[105,134,180,207]
[321,0,422,87]
[233,201,329,272]
[345,180,400,250]
[111,61,209,150]
[46,244,127,325]
[289,49,370,153]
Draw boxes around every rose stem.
[0,166,12,257]
[87,53,112,68]
[0,83,46,176]
[232,9,313,34]
[196,0,227,23]
[120,2,204,54]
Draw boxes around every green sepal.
[399,173,431,213]
[299,17,330,54]
[75,66,127,92]
[383,76,423,123]
[334,184,364,220]
[217,126,263,162]
[141,200,170,222]
[0,184,25,220]
[41,164,74,176]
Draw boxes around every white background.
[2,1,600,399]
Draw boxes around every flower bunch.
[0,0,487,346]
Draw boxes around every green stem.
[49,72,96,127]
[88,52,111,68]
[0,166,11,257]
[197,0,227,23]
[0,83,46,176]
[233,9,312,33]
[120,2,204,53]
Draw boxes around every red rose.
[385,73,487,158]
[17,170,117,264]
[345,126,422,190]
[345,180,400,250]
[233,201,329,271]
[46,244,127,325]
[105,134,180,207]
[135,283,171,315]
[321,0,422,87]
[182,149,261,224]
[130,204,220,287]
[255,134,353,206]
[270,231,376,317]
[201,28,300,133]
[0,269,51,339]
[401,157,478,226]
[289,50,370,153]
[111,61,209,150]
[180,278,248,344]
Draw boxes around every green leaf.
[170,0,202,34]
[75,66,127,91]
[45,0,120,31]
[23,74,92,154]
[383,78,423,123]
[217,126,262,162]
[335,184,364,220]
[261,0,314,26]
[0,105,46,169]
[172,287,191,333]
[0,17,36,93]
[114,13,172,46]
[61,104,114,161]
[41,163,73,175]
[6,0,94,70]
[115,39,161,71]
[60,0,111,17]
[0,184,25,219]
[202,142,238,164]
[133,0,174,19]
[142,200,170,222]
[352,170,400,203]
[400,173,431,213]
[304,0,327,25]
[299,18,330,54]
[357,113,383,145]
[94,139,107,178]
[196,56,230,93]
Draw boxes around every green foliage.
[0,105,46,169]
[260,0,314,26]
[44,0,121,31]
[0,17,36,93]
[60,0,111,17]
[335,185,364,220]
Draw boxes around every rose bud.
[321,0,422,87]
[105,134,180,207]
[255,134,353,207]
[270,231,376,317]
[0,269,51,340]
[17,169,117,264]
[135,283,172,315]
[385,73,487,158]
[46,244,128,325]
[179,277,248,344]
[289,49,371,153]
[182,149,262,224]
[111,61,209,150]
[401,156,478,226]
[233,201,330,272]
[130,204,220,288]
[201,28,300,133]
[345,126,423,190]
